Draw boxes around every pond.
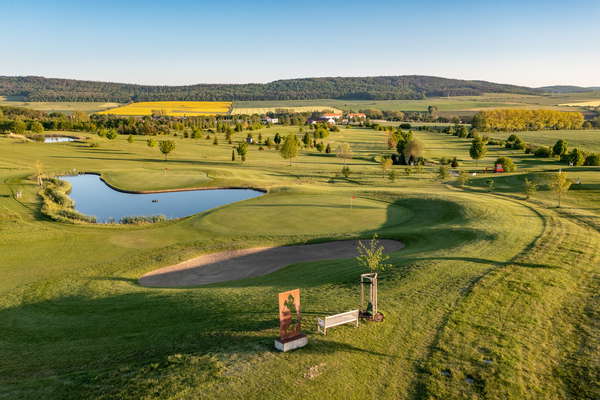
[59,174,264,223]
[44,136,77,143]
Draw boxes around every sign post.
[274,288,307,352]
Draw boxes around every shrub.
[120,215,166,224]
[564,148,585,166]
[495,157,516,172]
[341,166,351,178]
[450,157,459,168]
[399,123,411,129]
[534,146,552,157]
[584,153,600,166]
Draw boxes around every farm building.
[320,113,342,120]
[347,113,366,119]
[261,117,279,124]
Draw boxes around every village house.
[261,117,279,124]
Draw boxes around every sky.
[1,0,599,87]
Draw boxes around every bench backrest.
[324,309,359,326]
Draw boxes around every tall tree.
[469,138,487,166]
[335,143,353,166]
[236,142,248,162]
[280,133,300,166]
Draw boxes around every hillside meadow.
[0,125,599,399]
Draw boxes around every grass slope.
[0,125,598,399]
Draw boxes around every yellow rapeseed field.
[97,101,232,116]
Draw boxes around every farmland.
[97,101,232,116]
[0,96,121,114]
[1,120,599,399]
[234,92,600,115]
[231,105,343,115]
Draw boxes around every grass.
[96,101,232,116]
[0,124,598,399]
[234,92,600,115]
[0,96,121,114]
[486,129,600,152]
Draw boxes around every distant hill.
[0,75,540,102]
[539,85,600,93]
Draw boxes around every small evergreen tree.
[236,142,248,162]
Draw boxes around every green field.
[1,125,599,399]
[486,129,600,152]
[234,92,600,114]
[4,92,600,116]
[0,96,122,114]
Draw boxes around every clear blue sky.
[2,0,598,87]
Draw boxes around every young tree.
[127,135,134,143]
[469,138,487,166]
[106,129,118,140]
[236,142,248,162]
[34,160,44,186]
[380,157,393,178]
[437,165,449,181]
[158,140,176,161]
[356,234,392,272]
[523,177,538,200]
[280,133,300,166]
[551,171,571,207]
[146,138,157,148]
[335,143,353,166]
[457,170,470,187]
[325,143,332,153]
[231,149,236,161]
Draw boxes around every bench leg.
[355,318,359,327]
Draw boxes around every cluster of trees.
[471,109,584,131]
[0,105,316,137]
[0,76,539,102]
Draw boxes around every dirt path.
[139,239,404,287]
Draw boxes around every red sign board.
[495,164,504,173]
[278,289,302,340]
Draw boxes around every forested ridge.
[0,75,540,102]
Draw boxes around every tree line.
[0,75,539,102]
[471,109,584,131]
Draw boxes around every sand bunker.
[139,239,404,288]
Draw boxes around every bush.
[564,148,585,166]
[399,123,411,129]
[584,153,600,166]
[450,157,459,168]
[534,146,552,157]
[120,215,167,224]
[58,209,96,223]
[495,157,516,172]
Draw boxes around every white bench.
[317,309,359,335]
